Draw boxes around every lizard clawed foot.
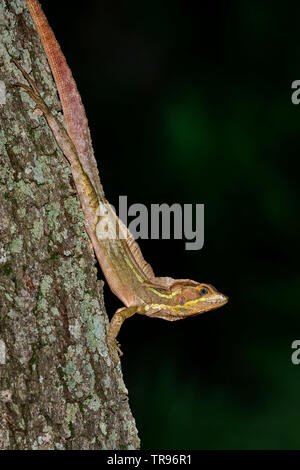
[106,306,137,367]
[108,339,123,367]
[11,58,48,114]
[115,340,123,358]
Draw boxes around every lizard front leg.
[107,306,139,366]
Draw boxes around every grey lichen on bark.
[0,0,140,450]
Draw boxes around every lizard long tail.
[26,0,104,202]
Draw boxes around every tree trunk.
[0,0,139,450]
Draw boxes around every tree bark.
[0,0,139,450]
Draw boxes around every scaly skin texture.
[16,0,228,366]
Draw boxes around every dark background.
[40,0,299,449]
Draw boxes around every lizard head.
[173,282,228,317]
[142,278,228,321]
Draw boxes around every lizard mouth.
[187,293,228,317]
[205,294,228,305]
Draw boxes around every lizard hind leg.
[11,59,82,175]
[107,306,138,366]
[11,58,48,114]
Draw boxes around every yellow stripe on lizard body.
[147,287,180,299]
[147,297,206,312]
[123,254,145,283]
[123,254,181,298]
[122,247,180,298]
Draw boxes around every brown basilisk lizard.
[13,0,228,365]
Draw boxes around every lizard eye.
[200,287,209,295]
